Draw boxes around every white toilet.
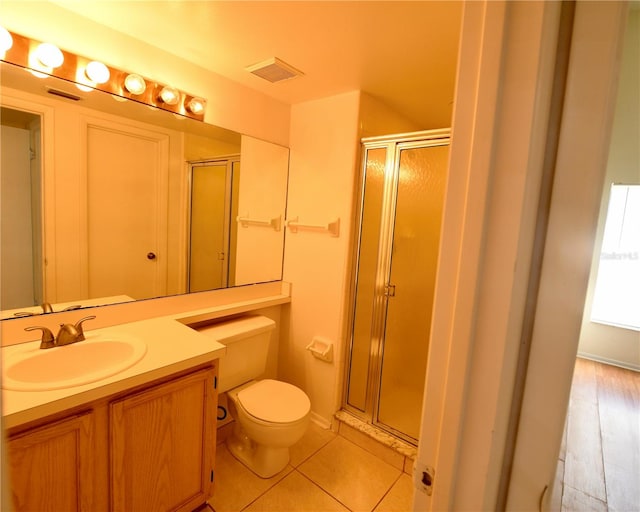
[197,315,311,478]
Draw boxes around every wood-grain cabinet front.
[6,362,218,512]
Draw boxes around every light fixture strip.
[0,29,206,121]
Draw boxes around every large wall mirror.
[0,61,289,320]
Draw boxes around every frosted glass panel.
[189,163,229,292]
[377,144,449,440]
[347,147,387,411]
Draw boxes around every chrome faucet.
[24,326,56,349]
[56,323,82,346]
[25,315,97,349]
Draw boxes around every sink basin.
[2,335,147,391]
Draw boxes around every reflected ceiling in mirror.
[0,61,289,320]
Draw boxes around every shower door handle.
[383,284,396,297]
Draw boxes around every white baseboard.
[310,411,332,429]
[577,351,640,372]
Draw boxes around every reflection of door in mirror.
[85,120,170,300]
[0,80,286,318]
[0,107,43,310]
[188,158,240,292]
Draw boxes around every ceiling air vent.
[245,57,304,83]
[46,87,81,101]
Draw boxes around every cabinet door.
[110,366,217,512]
[7,412,94,512]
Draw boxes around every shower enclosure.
[344,129,450,444]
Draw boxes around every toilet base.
[227,428,290,479]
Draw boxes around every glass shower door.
[346,146,388,412]
[188,161,232,292]
[375,143,449,441]
[344,130,450,445]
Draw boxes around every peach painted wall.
[280,91,361,425]
[359,92,423,137]
[0,1,290,145]
[235,135,289,286]
[578,9,640,370]
[280,90,422,425]
[0,126,34,309]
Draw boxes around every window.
[590,184,640,331]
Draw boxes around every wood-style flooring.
[555,358,640,512]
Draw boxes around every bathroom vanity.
[3,317,225,512]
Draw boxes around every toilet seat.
[237,379,310,424]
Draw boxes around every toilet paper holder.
[306,336,334,363]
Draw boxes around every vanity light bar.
[0,29,207,121]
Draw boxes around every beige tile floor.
[208,423,414,512]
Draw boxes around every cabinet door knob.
[147,252,157,260]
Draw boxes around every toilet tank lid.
[238,379,311,423]
[195,315,275,344]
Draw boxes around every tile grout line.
[292,431,339,469]
[237,468,294,512]
[370,470,406,512]
[293,467,356,512]
[235,433,341,512]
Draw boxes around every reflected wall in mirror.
[0,62,289,319]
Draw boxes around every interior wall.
[280,89,426,426]
[578,9,640,370]
[280,91,361,426]
[235,135,289,286]
[183,133,240,162]
[0,1,290,146]
[0,125,34,309]
[359,92,423,137]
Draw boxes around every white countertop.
[2,317,226,429]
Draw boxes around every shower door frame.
[343,129,451,445]
[186,155,239,292]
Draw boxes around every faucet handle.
[74,315,96,341]
[25,326,56,349]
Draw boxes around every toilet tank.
[195,315,275,393]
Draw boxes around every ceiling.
[49,1,463,128]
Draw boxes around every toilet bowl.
[226,379,311,477]
[195,315,311,478]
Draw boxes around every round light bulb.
[29,69,48,79]
[0,26,13,53]
[187,97,205,115]
[35,42,64,69]
[85,61,110,84]
[124,73,146,95]
[159,86,180,105]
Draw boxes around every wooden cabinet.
[6,362,218,512]
[110,368,216,512]
[7,412,95,511]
